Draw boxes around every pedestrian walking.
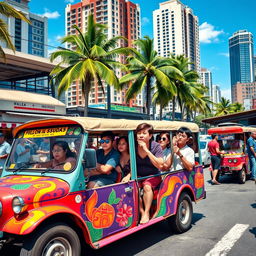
[0,133,11,170]
[247,132,256,181]
[208,134,224,185]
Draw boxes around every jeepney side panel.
[155,166,205,218]
[81,181,138,244]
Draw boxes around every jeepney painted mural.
[81,182,137,243]
[0,167,204,245]
[0,176,70,205]
[155,166,205,218]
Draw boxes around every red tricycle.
[208,125,256,184]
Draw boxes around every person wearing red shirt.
[208,134,224,185]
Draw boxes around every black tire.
[20,223,81,256]
[168,192,193,233]
[238,168,246,184]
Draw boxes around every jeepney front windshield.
[6,125,83,173]
[218,134,244,154]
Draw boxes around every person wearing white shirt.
[161,127,195,172]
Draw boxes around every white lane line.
[205,224,249,256]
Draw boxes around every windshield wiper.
[40,162,66,175]
[12,161,38,174]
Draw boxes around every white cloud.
[65,0,75,3]
[56,35,64,41]
[142,17,150,26]
[220,88,231,101]
[219,52,229,58]
[199,22,224,43]
[42,9,60,19]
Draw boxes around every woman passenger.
[115,136,131,182]
[158,132,171,160]
[136,123,164,224]
[35,141,76,170]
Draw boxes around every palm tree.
[50,15,132,116]
[214,97,232,116]
[230,102,244,113]
[152,82,173,120]
[168,54,200,120]
[119,36,183,117]
[0,1,30,58]
[186,85,212,121]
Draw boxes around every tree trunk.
[172,97,176,120]
[159,104,163,120]
[146,77,151,119]
[107,85,111,118]
[83,78,91,117]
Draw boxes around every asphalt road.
[1,168,256,256]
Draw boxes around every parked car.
[196,140,211,167]
[199,134,211,141]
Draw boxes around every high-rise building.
[65,0,142,109]
[254,56,256,81]
[229,30,254,102]
[153,0,200,72]
[233,81,256,110]
[0,0,48,57]
[212,84,221,104]
[200,68,212,98]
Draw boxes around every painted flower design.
[116,204,132,227]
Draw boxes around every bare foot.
[140,213,150,224]
[212,180,221,185]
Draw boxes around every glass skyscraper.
[229,30,254,102]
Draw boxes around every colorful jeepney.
[0,117,205,255]
[208,125,256,183]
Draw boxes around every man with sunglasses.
[87,131,120,188]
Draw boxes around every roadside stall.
[0,89,66,143]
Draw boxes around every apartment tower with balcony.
[65,0,142,110]
[153,0,200,73]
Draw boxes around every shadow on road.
[249,227,256,238]
[86,221,173,256]
[192,212,206,226]
[251,202,256,209]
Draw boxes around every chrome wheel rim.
[179,200,190,225]
[43,237,72,256]
[241,170,246,182]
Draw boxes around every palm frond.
[0,2,30,23]
[125,75,147,101]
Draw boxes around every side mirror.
[83,148,97,169]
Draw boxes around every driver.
[35,141,76,170]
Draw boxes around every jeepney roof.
[208,126,256,134]
[13,116,199,137]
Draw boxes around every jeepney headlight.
[0,201,2,216]
[233,159,238,163]
[12,197,26,214]
[228,159,233,163]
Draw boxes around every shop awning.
[0,122,21,128]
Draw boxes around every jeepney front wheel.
[168,192,193,233]
[238,168,246,184]
[20,223,81,256]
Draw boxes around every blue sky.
[29,0,256,100]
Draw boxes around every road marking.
[205,224,249,256]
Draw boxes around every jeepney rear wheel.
[20,223,81,256]
[238,168,246,184]
[168,192,193,233]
